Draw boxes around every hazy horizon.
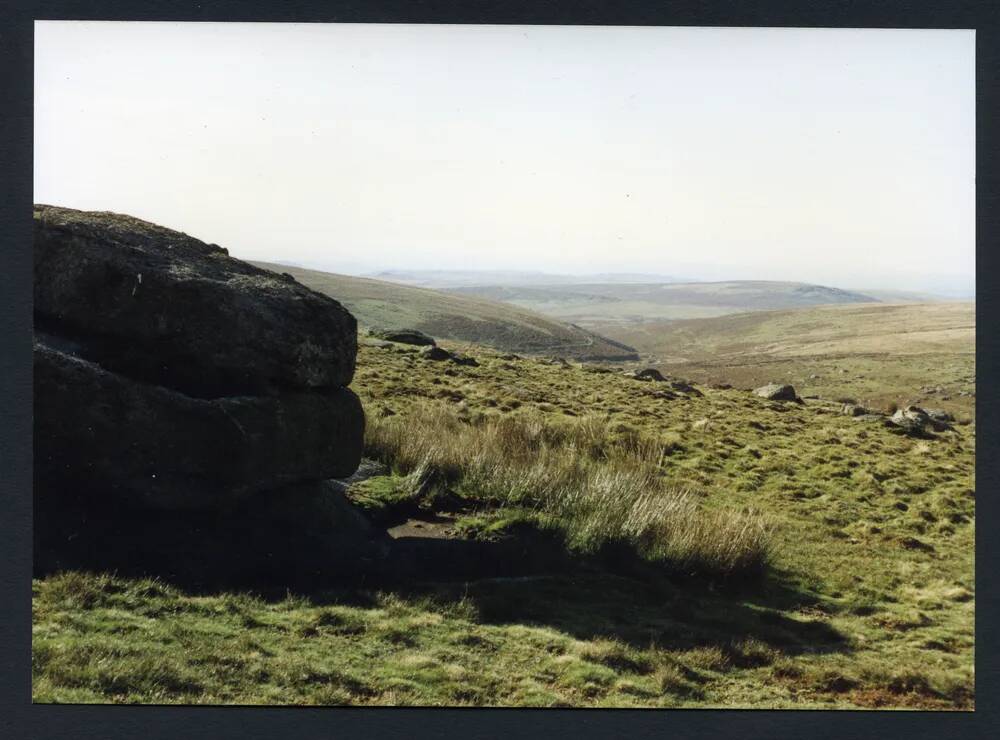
[35,23,975,296]
[263,261,974,298]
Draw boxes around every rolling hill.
[250,262,638,361]
[368,269,683,289]
[595,301,976,416]
[446,280,881,326]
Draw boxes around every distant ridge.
[446,280,882,326]
[369,269,683,289]
[251,262,639,361]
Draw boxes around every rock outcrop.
[33,205,381,587]
[35,206,356,398]
[34,335,364,510]
[888,405,952,436]
[367,328,436,346]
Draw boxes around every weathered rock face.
[34,205,357,398]
[33,205,377,586]
[754,383,802,403]
[35,335,364,510]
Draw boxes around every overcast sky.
[35,23,974,294]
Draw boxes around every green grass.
[364,403,770,577]
[33,334,975,709]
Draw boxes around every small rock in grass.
[368,328,436,346]
[841,403,870,417]
[633,368,667,382]
[753,383,802,403]
[888,405,952,435]
[421,345,452,361]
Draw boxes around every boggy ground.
[32,339,974,708]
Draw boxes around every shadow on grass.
[36,502,849,659]
[350,544,847,657]
[453,568,847,657]
[272,534,847,658]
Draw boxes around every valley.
[250,262,639,361]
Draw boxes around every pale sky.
[34,23,975,294]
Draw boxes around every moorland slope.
[251,262,637,361]
[34,334,974,708]
[599,302,975,417]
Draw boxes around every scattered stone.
[421,345,452,361]
[753,383,803,403]
[926,409,955,424]
[712,382,733,390]
[368,328,436,346]
[841,403,871,417]
[669,379,703,397]
[633,368,667,382]
[887,405,950,435]
[420,345,479,366]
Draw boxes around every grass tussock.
[365,404,770,578]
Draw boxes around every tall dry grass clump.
[365,404,770,578]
